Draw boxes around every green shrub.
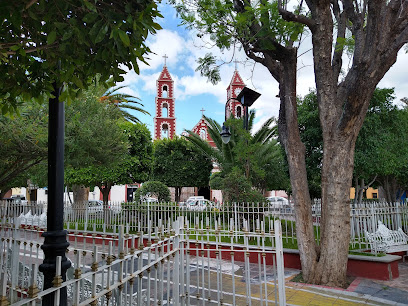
[134,181,171,202]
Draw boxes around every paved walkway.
[285,261,408,305]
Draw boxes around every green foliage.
[0,103,48,195]
[297,92,323,198]
[151,136,213,189]
[171,0,305,83]
[186,112,289,195]
[0,0,162,114]
[134,181,171,202]
[218,168,265,203]
[101,85,150,123]
[65,84,128,171]
[64,84,153,196]
[297,88,408,199]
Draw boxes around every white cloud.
[119,4,408,136]
[143,30,187,71]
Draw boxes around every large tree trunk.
[175,186,182,203]
[71,184,89,217]
[99,183,112,223]
[310,135,356,286]
[277,55,319,282]
[72,184,89,206]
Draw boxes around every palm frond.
[100,85,149,123]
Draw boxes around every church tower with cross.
[154,55,176,140]
[191,108,216,147]
[225,61,246,120]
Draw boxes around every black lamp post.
[39,84,71,305]
[220,86,261,143]
[236,86,261,131]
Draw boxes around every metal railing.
[2,199,407,249]
[0,206,287,305]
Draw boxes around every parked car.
[85,200,103,214]
[185,199,216,211]
[4,195,28,205]
[70,200,121,215]
[266,196,292,212]
[185,196,204,205]
[142,197,159,204]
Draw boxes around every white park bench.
[365,220,408,261]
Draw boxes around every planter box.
[283,248,401,280]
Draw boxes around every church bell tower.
[154,55,176,140]
[225,65,246,120]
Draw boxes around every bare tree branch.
[278,0,316,30]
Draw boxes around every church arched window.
[236,105,242,118]
[162,85,168,98]
[200,128,206,140]
[162,124,169,138]
[162,103,168,117]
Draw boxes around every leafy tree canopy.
[186,113,289,196]
[298,88,408,201]
[0,103,48,196]
[0,0,162,114]
[151,136,213,202]
[134,181,171,203]
[62,84,153,204]
[171,0,305,83]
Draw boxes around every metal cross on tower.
[234,59,239,70]
[200,108,206,116]
[163,54,168,66]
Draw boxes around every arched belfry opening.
[161,124,169,138]
[200,128,206,140]
[162,102,168,117]
[236,105,242,118]
[162,85,168,98]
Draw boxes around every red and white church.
[149,60,248,202]
[153,61,247,145]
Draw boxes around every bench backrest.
[365,221,408,252]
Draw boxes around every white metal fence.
[0,203,287,305]
[2,200,407,249]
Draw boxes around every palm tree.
[185,111,284,193]
[100,85,150,123]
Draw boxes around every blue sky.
[118,2,408,137]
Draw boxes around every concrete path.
[284,261,408,305]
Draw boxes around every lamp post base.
[39,230,71,306]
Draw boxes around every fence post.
[274,220,286,306]
[10,230,19,303]
[0,246,9,306]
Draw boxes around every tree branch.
[278,0,316,30]
[332,11,346,82]
[5,43,56,55]
[25,0,38,10]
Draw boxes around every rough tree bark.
[188,0,407,287]
[72,185,89,205]
[98,183,112,223]
[277,0,408,286]
[72,184,89,217]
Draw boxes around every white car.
[87,200,121,214]
[185,199,216,211]
[266,196,292,212]
[185,196,205,205]
[142,197,159,204]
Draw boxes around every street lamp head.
[220,124,231,144]
[236,86,261,107]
